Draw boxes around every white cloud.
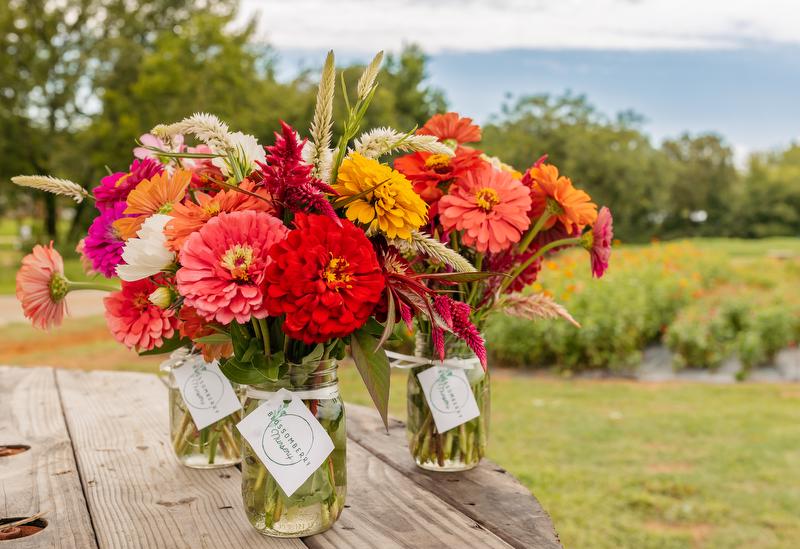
[240,0,800,52]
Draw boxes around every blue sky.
[241,0,800,159]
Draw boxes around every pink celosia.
[584,206,613,278]
[438,164,531,253]
[430,295,487,369]
[176,210,288,324]
[104,278,179,351]
[15,242,69,330]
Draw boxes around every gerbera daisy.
[83,201,127,278]
[334,153,428,240]
[583,206,613,278]
[178,306,233,361]
[113,169,191,240]
[526,163,597,233]
[418,112,482,147]
[165,180,274,252]
[394,147,485,206]
[16,243,69,330]
[104,278,179,351]
[176,210,288,324]
[265,214,385,344]
[93,158,163,212]
[438,164,532,253]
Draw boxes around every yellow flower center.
[424,154,451,173]
[203,201,221,217]
[221,244,254,281]
[321,254,352,290]
[475,187,500,212]
[157,202,174,214]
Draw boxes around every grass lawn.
[2,317,798,549]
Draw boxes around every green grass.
[1,316,798,549]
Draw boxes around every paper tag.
[236,391,334,497]
[417,366,481,433]
[171,356,242,431]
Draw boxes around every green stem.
[517,211,553,253]
[67,281,119,292]
[500,237,582,294]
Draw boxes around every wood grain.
[345,404,562,549]
[306,439,511,549]
[55,369,303,549]
[0,366,97,549]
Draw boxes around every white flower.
[116,214,175,282]
[212,132,266,176]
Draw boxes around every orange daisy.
[114,169,191,240]
[418,112,482,145]
[164,180,275,252]
[527,163,597,233]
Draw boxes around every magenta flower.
[430,295,487,369]
[83,202,127,278]
[585,206,613,278]
[93,158,163,211]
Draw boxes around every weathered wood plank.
[55,369,303,549]
[345,404,562,549]
[0,366,97,549]
[306,439,511,548]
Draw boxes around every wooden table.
[0,366,561,548]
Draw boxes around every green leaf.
[229,322,250,358]
[350,327,391,429]
[219,357,270,385]
[421,271,507,283]
[302,343,325,364]
[193,333,231,345]
[138,334,191,356]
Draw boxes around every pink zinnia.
[16,243,69,330]
[93,158,163,211]
[584,206,613,278]
[104,278,179,351]
[83,201,127,278]
[438,164,531,253]
[176,210,288,324]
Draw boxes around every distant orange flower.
[165,180,275,252]
[527,163,597,233]
[114,170,191,240]
[418,112,481,145]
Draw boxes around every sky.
[239,0,800,159]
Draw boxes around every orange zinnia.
[114,170,191,240]
[164,180,275,252]
[527,163,597,233]
[418,112,482,145]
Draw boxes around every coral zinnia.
[83,201,127,278]
[583,206,613,278]
[104,278,179,351]
[176,210,288,324]
[93,158,163,212]
[334,153,428,240]
[418,112,482,146]
[526,163,597,233]
[438,164,532,253]
[394,147,485,206]
[265,214,385,344]
[165,180,274,252]
[16,243,69,330]
[114,169,191,240]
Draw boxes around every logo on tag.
[170,357,242,431]
[182,364,226,410]
[417,365,481,433]
[262,403,315,466]
[428,368,471,414]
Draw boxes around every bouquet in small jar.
[12,51,500,537]
[390,112,614,471]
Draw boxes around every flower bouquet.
[12,51,504,536]
[389,112,614,471]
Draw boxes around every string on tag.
[385,350,480,370]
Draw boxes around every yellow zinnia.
[334,153,428,240]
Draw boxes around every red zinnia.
[104,278,179,351]
[265,214,385,344]
[394,148,485,205]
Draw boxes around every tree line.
[2,0,798,245]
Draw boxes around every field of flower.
[486,238,800,375]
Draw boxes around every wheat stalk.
[152,112,234,152]
[307,51,336,181]
[500,293,580,327]
[393,231,476,273]
[12,175,91,203]
[356,51,384,100]
[354,127,454,159]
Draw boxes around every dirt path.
[0,290,106,327]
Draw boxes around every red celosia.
[418,112,482,145]
[254,121,338,221]
[104,278,179,351]
[265,214,384,344]
[430,294,487,369]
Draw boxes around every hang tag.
[171,356,242,431]
[417,365,481,433]
[236,391,334,497]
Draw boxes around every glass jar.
[161,349,243,469]
[241,359,346,538]
[406,333,490,472]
